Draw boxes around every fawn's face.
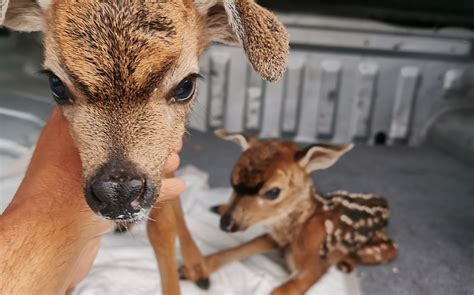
[213,130,353,232]
[4,0,288,221]
[44,0,202,221]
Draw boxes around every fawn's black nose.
[91,178,145,207]
[220,213,239,232]
[85,162,156,221]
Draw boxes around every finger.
[174,138,183,152]
[158,178,185,202]
[163,152,180,174]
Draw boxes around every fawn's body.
[180,130,397,295]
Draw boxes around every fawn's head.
[3,0,289,221]
[212,130,353,232]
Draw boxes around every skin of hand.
[0,108,185,294]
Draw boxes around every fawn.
[180,129,397,295]
[2,1,288,294]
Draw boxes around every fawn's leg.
[271,257,328,295]
[356,240,397,265]
[172,200,210,289]
[179,234,277,281]
[336,257,357,273]
[336,239,397,273]
[147,200,180,295]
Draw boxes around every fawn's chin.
[96,207,151,222]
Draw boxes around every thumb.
[157,178,185,202]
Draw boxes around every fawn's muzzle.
[220,213,239,232]
[84,161,156,221]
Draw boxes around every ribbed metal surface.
[189,20,474,145]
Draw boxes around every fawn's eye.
[263,187,281,200]
[171,74,199,102]
[48,74,71,105]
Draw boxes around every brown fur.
[3,1,289,294]
[181,130,397,295]
[45,0,201,185]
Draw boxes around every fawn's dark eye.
[171,74,199,102]
[48,74,71,105]
[263,187,281,200]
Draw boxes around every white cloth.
[75,166,361,295]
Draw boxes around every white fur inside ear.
[223,0,245,43]
[298,144,353,172]
[36,0,52,10]
[225,134,249,150]
[214,129,250,150]
[193,0,220,14]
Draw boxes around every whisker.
[147,216,158,223]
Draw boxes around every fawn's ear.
[195,0,289,82]
[295,144,354,173]
[1,0,51,32]
[214,129,254,151]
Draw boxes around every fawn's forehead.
[47,0,195,103]
[231,141,298,192]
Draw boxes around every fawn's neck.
[266,188,322,246]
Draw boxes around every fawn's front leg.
[147,200,180,295]
[172,199,211,289]
[179,234,277,285]
[271,257,328,295]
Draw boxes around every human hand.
[0,108,185,293]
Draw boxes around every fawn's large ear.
[1,0,51,32]
[295,144,354,173]
[214,129,254,151]
[195,0,289,82]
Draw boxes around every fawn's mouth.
[220,216,241,232]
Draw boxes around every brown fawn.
[180,129,397,295]
[2,1,289,294]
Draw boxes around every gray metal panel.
[281,57,304,133]
[351,62,378,139]
[389,67,421,141]
[191,39,473,145]
[287,27,471,56]
[224,49,247,132]
[295,57,320,142]
[260,78,285,138]
[245,69,263,131]
[317,60,342,137]
[208,51,229,128]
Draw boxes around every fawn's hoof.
[209,205,220,215]
[195,278,210,290]
[178,268,186,280]
[337,261,354,273]
[178,268,211,290]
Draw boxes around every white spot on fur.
[375,253,382,261]
[340,214,353,225]
[344,232,351,240]
[324,220,334,234]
